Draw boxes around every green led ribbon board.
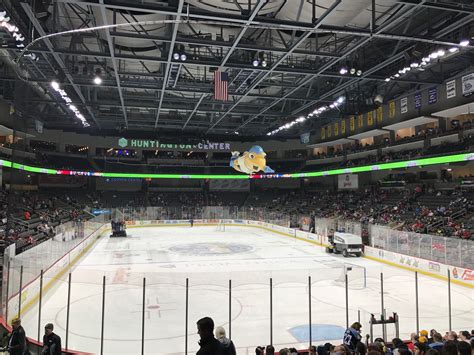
[0,152,472,179]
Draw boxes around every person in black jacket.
[215,326,236,355]
[6,318,26,355]
[42,323,61,355]
[196,317,224,355]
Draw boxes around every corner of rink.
[5,222,109,325]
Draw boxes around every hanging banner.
[367,111,374,126]
[300,132,310,144]
[462,73,474,96]
[401,97,408,114]
[349,116,355,132]
[341,120,346,135]
[338,174,359,189]
[414,92,422,109]
[334,122,339,136]
[428,87,437,105]
[446,80,456,99]
[327,125,332,138]
[321,127,326,140]
[389,101,396,118]
[376,107,383,123]
[358,114,364,128]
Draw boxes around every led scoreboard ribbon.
[0,152,472,179]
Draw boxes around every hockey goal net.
[335,263,367,289]
[215,221,226,232]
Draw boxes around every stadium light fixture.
[261,60,267,68]
[173,52,180,60]
[337,97,344,104]
[429,51,439,59]
[339,67,348,75]
[350,68,356,75]
[93,68,102,85]
[448,47,459,53]
[437,49,445,57]
[385,78,391,82]
[356,69,362,76]
[50,81,60,91]
[252,59,259,67]
[180,53,187,61]
[459,39,469,47]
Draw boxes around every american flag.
[214,69,229,101]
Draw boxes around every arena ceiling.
[1,0,473,139]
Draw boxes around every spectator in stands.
[442,341,458,355]
[265,345,275,355]
[429,332,444,351]
[24,210,30,221]
[42,323,61,355]
[308,345,317,355]
[215,326,235,355]
[278,349,290,355]
[408,332,419,351]
[343,322,362,351]
[456,341,471,355]
[458,331,471,343]
[289,348,298,355]
[356,342,367,355]
[255,346,265,354]
[4,317,26,355]
[414,341,429,355]
[445,331,458,342]
[196,317,224,355]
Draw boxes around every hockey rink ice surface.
[21,226,474,355]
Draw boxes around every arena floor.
[21,226,474,355]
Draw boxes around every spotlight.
[180,53,187,61]
[385,78,391,82]
[449,47,459,53]
[0,11,6,21]
[261,60,267,68]
[339,67,348,75]
[50,81,60,91]
[394,73,400,78]
[437,49,445,57]
[329,103,335,108]
[459,39,469,47]
[410,62,419,68]
[93,76,102,85]
[350,68,356,75]
[404,66,411,72]
[429,51,439,59]
[173,52,180,60]
[93,68,103,85]
[69,105,76,111]
[422,56,430,62]
[252,59,259,67]
[296,116,305,122]
[356,69,362,76]
[337,97,344,104]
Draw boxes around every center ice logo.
[118,137,128,148]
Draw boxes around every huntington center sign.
[117,138,231,151]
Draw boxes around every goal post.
[215,221,226,232]
[337,263,367,289]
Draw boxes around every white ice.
[21,226,474,355]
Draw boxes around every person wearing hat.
[42,323,61,355]
[4,318,26,355]
[343,322,362,351]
